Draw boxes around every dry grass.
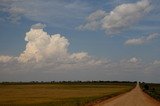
[0,83,135,106]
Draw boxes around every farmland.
[0,81,136,106]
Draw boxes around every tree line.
[0,80,137,85]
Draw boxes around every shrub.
[144,84,149,90]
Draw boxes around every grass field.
[140,83,160,101]
[0,82,135,106]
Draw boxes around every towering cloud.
[18,24,69,63]
[0,23,109,80]
[16,23,106,68]
[78,0,151,34]
[0,23,111,81]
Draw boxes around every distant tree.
[144,84,149,90]
[152,88,155,91]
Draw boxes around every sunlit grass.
[0,83,135,106]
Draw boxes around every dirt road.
[95,84,160,106]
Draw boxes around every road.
[94,84,160,106]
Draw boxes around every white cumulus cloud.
[0,23,107,73]
[77,10,106,30]
[19,30,68,63]
[31,23,46,29]
[78,0,151,34]
[18,23,97,64]
[0,55,14,63]
[125,33,159,45]
[153,60,160,65]
[128,57,139,63]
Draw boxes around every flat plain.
[0,82,135,106]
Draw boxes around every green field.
[0,82,135,106]
[140,83,160,101]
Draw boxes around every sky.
[0,0,160,82]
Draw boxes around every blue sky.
[0,0,160,82]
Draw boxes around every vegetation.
[0,81,136,106]
[140,82,160,101]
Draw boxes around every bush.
[144,84,149,90]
